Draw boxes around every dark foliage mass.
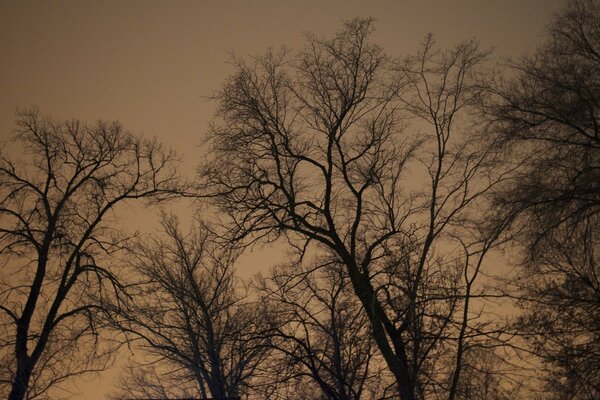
[0,1,598,399]
[485,0,600,397]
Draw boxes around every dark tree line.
[484,0,600,397]
[1,1,598,399]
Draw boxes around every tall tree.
[107,213,270,400]
[199,19,508,400]
[0,108,180,400]
[485,0,600,397]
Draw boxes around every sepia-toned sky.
[0,0,565,398]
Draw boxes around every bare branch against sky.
[4,1,598,400]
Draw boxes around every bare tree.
[199,19,509,400]
[108,359,201,400]
[255,259,385,400]
[484,0,600,397]
[451,346,526,400]
[0,108,180,400]
[107,213,270,400]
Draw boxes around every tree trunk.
[8,361,33,400]
[345,264,416,400]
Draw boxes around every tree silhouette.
[199,18,510,400]
[485,0,600,397]
[255,259,385,399]
[0,108,181,400]
[107,213,269,400]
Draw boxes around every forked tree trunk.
[345,262,416,400]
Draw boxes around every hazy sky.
[0,0,565,398]
[1,0,563,167]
